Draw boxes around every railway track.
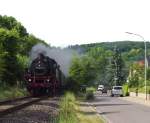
[0,96,32,105]
[0,96,48,117]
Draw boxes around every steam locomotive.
[24,53,65,96]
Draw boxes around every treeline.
[69,47,127,89]
[68,41,150,89]
[0,15,47,86]
[69,41,150,61]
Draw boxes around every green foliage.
[69,41,150,63]
[64,77,80,93]
[128,63,144,87]
[111,47,126,86]
[0,55,5,79]
[147,68,150,80]
[20,34,47,55]
[129,86,150,93]
[0,15,28,36]
[59,92,78,123]
[0,86,27,100]
[69,47,111,87]
[0,15,48,86]
[85,87,95,100]
[123,84,129,96]
[69,41,150,91]
[69,56,96,86]
[0,28,20,85]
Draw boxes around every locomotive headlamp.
[47,79,50,82]
[28,79,32,82]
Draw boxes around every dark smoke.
[30,43,78,76]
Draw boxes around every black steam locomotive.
[24,53,65,96]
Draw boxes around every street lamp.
[125,32,147,100]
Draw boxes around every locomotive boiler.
[24,53,64,96]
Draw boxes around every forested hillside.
[69,41,150,61]
[68,41,150,89]
[69,41,150,52]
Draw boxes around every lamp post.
[125,32,147,100]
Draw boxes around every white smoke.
[30,43,78,76]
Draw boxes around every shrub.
[63,77,81,94]
[86,87,95,100]
[123,84,129,96]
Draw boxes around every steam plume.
[30,43,77,76]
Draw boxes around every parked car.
[111,86,123,97]
[97,85,104,91]
[97,85,108,94]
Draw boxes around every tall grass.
[58,92,78,123]
[58,91,104,123]
[0,86,27,100]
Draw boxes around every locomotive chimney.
[38,53,44,59]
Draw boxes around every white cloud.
[0,0,150,47]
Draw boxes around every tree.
[0,28,20,85]
[69,56,96,86]
[111,47,126,86]
[0,15,48,86]
[0,42,5,81]
[19,34,47,55]
[69,47,112,87]
[0,15,28,37]
[69,56,93,85]
[88,47,115,86]
[128,63,144,87]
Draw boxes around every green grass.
[58,92,78,123]
[0,86,28,100]
[77,105,105,123]
[58,92,105,123]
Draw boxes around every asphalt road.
[91,92,150,123]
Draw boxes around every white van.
[97,85,104,91]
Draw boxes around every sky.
[0,0,150,47]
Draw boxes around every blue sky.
[0,0,150,47]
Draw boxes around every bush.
[123,84,129,96]
[86,87,95,100]
[64,77,80,94]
